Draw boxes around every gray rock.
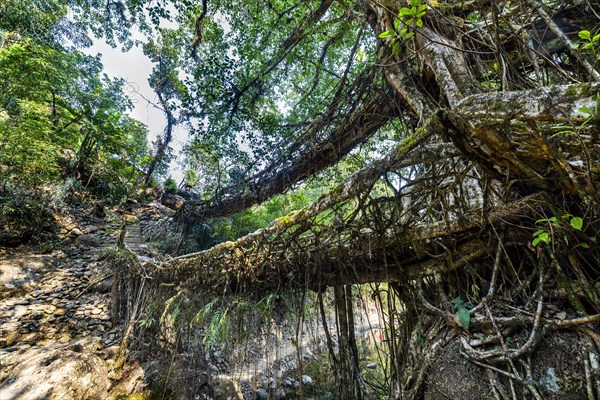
[0,339,108,400]
[68,228,83,238]
[283,378,294,388]
[366,362,377,369]
[276,389,286,399]
[74,234,102,247]
[94,277,112,294]
[302,375,313,386]
[255,388,268,400]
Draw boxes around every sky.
[82,40,187,182]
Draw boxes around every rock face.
[0,339,109,400]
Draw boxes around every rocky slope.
[0,199,172,399]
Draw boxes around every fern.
[160,289,186,326]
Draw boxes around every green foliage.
[182,168,198,188]
[451,297,472,329]
[0,0,90,46]
[190,296,257,347]
[378,0,428,54]
[210,192,311,242]
[532,229,551,246]
[549,98,598,138]
[169,190,314,255]
[577,28,600,60]
[160,290,187,329]
[163,176,178,191]
[0,34,149,198]
[570,216,583,231]
[0,183,55,244]
[139,302,158,330]
[0,1,152,206]
[532,214,594,249]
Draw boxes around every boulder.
[69,227,83,238]
[255,388,268,400]
[75,233,102,247]
[161,193,185,210]
[0,339,109,400]
[301,375,313,386]
[122,214,138,222]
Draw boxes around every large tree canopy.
[130,0,599,218]
[47,0,599,208]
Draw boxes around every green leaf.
[570,216,583,230]
[416,19,423,27]
[394,18,401,29]
[418,4,429,12]
[551,125,574,130]
[457,308,470,328]
[579,106,593,115]
[417,332,426,347]
[533,229,546,237]
[540,232,550,244]
[579,30,591,40]
[590,236,597,242]
[533,232,550,246]
[405,32,415,40]
[379,30,394,38]
[593,34,600,43]
[580,242,590,249]
[549,130,574,138]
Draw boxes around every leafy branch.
[577,28,600,60]
[378,0,428,55]
[532,214,596,249]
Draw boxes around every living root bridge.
[152,193,546,294]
